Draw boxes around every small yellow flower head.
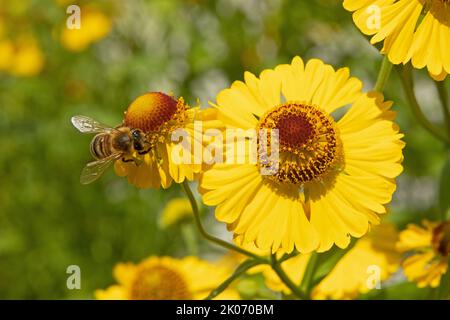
[10,38,45,76]
[343,0,450,80]
[114,91,205,188]
[95,256,240,300]
[0,37,45,77]
[160,197,193,228]
[397,220,450,288]
[61,7,111,52]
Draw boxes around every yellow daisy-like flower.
[343,0,450,80]
[60,6,112,52]
[95,256,240,300]
[260,224,400,299]
[200,56,404,254]
[114,92,210,189]
[0,36,45,77]
[397,220,450,288]
[159,197,193,228]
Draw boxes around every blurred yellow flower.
[95,256,240,300]
[259,224,400,299]
[160,197,193,228]
[0,37,44,77]
[115,92,217,189]
[343,0,450,80]
[60,7,112,52]
[200,56,404,254]
[9,37,45,76]
[0,40,14,70]
[397,220,449,288]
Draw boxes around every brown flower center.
[124,92,188,137]
[257,102,341,185]
[432,221,450,257]
[277,114,314,150]
[130,265,192,300]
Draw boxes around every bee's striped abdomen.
[90,134,112,159]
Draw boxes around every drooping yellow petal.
[344,0,448,80]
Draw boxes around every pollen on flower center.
[257,102,341,185]
[432,221,450,257]
[130,265,192,300]
[124,92,187,134]
[277,114,314,150]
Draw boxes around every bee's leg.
[137,148,151,155]
[131,155,143,166]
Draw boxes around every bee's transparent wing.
[80,153,122,184]
[71,115,115,134]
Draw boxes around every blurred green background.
[0,0,448,299]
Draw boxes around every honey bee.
[71,115,152,184]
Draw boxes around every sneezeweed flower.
[60,6,112,52]
[95,256,240,300]
[0,36,44,77]
[397,220,450,288]
[159,197,193,228]
[114,92,206,188]
[343,0,450,80]
[200,56,405,254]
[260,224,400,299]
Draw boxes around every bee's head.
[131,129,147,151]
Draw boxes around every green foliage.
[360,282,432,300]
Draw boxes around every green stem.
[270,254,307,300]
[299,252,319,297]
[279,251,299,263]
[181,180,267,263]
[435,80,450,136]
[374,55,393,92]
[204,259,261,300]
[398,65,450,145]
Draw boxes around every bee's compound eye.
[132,130,140,139]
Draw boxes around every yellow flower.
[9,37,45,76]
[397,220,450,288]
[159,197,193,228]
[343,0,450,80]
[260,224,400,299]
[60,7,112,52]
[0,37,44,77]
[0,40,14,71]
[200,56,404,254]
[95,256,240,300]
[114,92,210,189]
